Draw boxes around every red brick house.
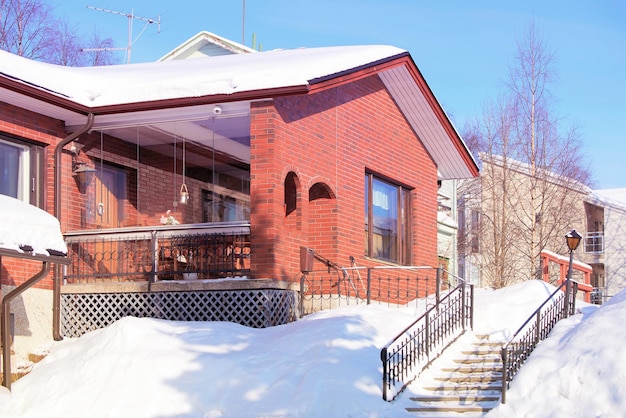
[0,44,478,357]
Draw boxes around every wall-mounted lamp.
[72,161,96,192]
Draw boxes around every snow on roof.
[0,45,406,108]
[582,188,626,215]
[596,188,626,201]
[0,195,67,257]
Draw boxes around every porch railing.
[300,263,456,314]
[500,280,578,403]
[63,222,250,284]
[380,276,473,401]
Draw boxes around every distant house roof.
[0,44,478,179]
[158,31,256,61]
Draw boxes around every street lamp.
[564,229,582,317]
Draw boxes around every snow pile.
[0,194,67,257]
[487,289,626,417]
[1,280,625,417]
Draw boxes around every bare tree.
[0,0,118,66]
[460,21,591,288]
[47,19,82,66]
[0,0,55,60]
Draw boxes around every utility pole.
[82,6,160,63]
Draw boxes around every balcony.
[584,231,604,254]
[62,222,250,284]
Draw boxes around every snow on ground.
[0,280,624,417]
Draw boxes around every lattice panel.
[61,289,299,338]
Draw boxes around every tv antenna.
[82,6,161,63]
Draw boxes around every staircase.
[406,334,503,416]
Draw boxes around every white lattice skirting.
[60,289,300,338]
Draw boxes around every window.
[202,190,250,223]
[0,136,43,205]
[365,173,411,264]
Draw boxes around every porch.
[63,222,252,284]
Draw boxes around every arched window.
[284,172,298,216]
[309,182,333,201]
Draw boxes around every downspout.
[54,113,95,221]
[2,262,51,390]
[52,113,95,340]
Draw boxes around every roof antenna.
[242,0,246,46]
[82,6,161,63]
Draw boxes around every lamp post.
[564,229,582,317]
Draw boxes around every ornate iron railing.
[500,280,578,403]
[63,222,250,284]
[380,278,473,401]
[300,262,457,314]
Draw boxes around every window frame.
[364,172,412,265]
[0,134,44,207]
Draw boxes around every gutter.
[52,113,94,341]
[1,263,50,389]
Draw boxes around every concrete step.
[406,334,503,415]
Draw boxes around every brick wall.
[250,74,438,281]
[0,102,65,290]
[3,73,441,288]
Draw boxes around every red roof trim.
[306,52,411,92]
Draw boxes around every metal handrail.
[500,280,578,403]
[380,273,473,401]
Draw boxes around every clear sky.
[53,0,626,189]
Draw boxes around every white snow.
[0,194,67,257]
[0,279,623,417]
[0,45,406,107]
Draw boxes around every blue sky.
[54,0,626,189]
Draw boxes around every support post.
[565,249,574,318]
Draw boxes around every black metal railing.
[380,278,473,401]
[300,263,456,315]
[63,222,250,284]
[500,280,578,403]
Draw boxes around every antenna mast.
[242,0,246,45]
[84,6,161,63]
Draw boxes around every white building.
[585,189,626,303]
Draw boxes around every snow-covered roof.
[0,45,405,107]
[589,188,626,213]
[0,195,67,258]
[0,44,478,179]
